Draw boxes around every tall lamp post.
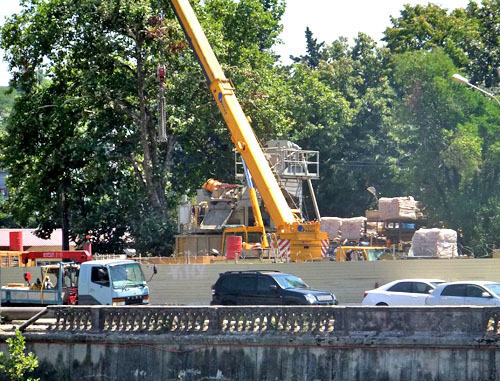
[452,74,500,106]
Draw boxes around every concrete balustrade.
[4,304,499,340]
[44,305,498,339]
[47,305,338,335]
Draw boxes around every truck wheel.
[376,302,388,306]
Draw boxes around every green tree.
[0,329,39,381]
[384,1,499,88]
[0,0,286,254]
[0,88,18,131]
[464,0,500,87]
[390,48,500,254]
[286,33,399,218]
[290,27,325,68]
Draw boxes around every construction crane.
[168,0,328,261]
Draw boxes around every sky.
[0,0,470,86]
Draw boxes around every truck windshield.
[272,274,309,290]
[109,263,146,289]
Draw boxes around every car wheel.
[376,302,388,306]
[222,300,236,306]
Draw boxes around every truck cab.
[77,259,150,305]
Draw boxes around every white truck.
[1,251,150,306]
[77,259,150,305]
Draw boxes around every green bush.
[0,329,39,381]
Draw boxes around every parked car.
[210,270,338,306]
[425,281,500,306]
[362,279,446,306]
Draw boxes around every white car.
[362,279,446,306]
[425,281,500,306]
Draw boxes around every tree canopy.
[0,0,499,255]
[0,0,287,254]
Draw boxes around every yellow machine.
[335,246,394,262]
[203,177,269,253]
[169,0,328,261]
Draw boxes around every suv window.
[257,276,276,292]
[218,274,239,291]
[387,282,412,293]
[218,274,257,292]
[239,275,257,291]
[441,284,466,297]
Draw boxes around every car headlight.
[112,298,126,306]
[304,294,317,304]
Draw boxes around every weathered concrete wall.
[2,305,500,381]
[3,258,500,305]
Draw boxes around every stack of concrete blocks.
[320,217,342,242]
[409,228,458,258]
[320,217,367,242]
[378,197,417,220]
[340,217,367,241]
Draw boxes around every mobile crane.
[168,0,328,261]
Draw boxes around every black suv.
[210,270,338,305]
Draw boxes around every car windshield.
[272,274,309,290]
[485,283,500,296]
[110,263,146,289]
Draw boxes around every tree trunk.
[136,37,163,213]
[60,191,70,251]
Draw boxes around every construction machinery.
[169,0,328,261]
[333,246,395,262]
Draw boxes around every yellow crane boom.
[168,0,328,261]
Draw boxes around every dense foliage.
[0,87,17,131]
[0,0,498,255]
[0,329,39,381]
[0,0,286,254]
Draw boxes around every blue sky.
[0,0,469,86]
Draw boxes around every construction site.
[0,0,481,270]
[172,138,463,264]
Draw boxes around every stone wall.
[2,305,500,380]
